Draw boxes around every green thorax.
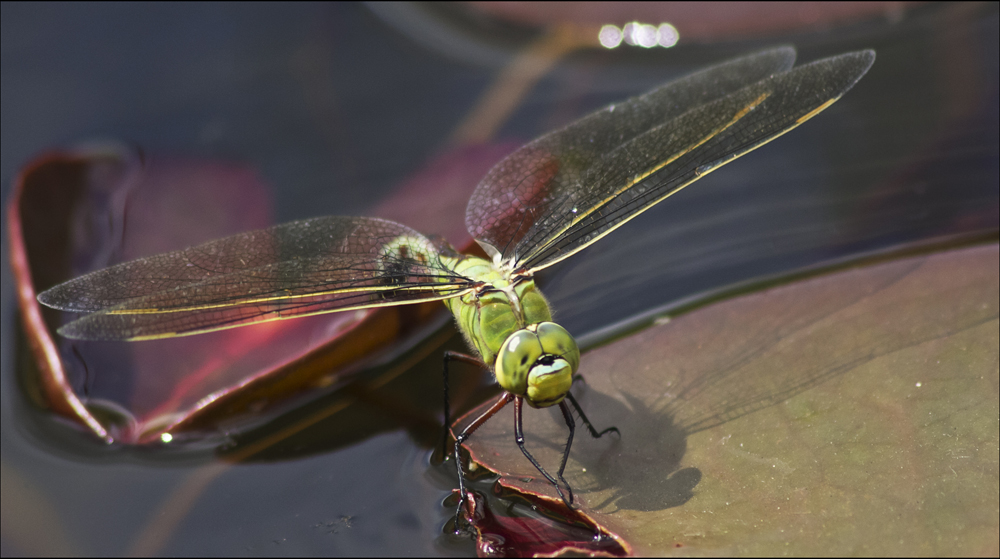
[443,256,553,367]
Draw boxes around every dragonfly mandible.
[37,46,875,517]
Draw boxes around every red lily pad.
[10,142,517,444]
[461,243,999,555]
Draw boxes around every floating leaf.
[462,244,999,555]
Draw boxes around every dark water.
[2,3,997,556]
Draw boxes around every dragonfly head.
[495,322,580,408]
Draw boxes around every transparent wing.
[38,216,475,340]
[466,48,875,272]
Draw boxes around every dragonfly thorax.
[444,256,580,407]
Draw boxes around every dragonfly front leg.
[555,400,577,506]
[513,397,577,508]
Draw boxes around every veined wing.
[38,216,475,340]
[465,46,797,266]
[466,48,875,273]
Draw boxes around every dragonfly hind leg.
[451,392,514,525]
[441,350,486,456]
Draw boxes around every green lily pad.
[464,243,999,555]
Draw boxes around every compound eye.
[536,322,579,373]
[495,329,542,395]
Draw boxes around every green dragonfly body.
[38,47,875,512]
[444,254,579,408]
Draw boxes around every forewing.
[467,48,875,273]
[38,216,474,340]
[465,46,797,263]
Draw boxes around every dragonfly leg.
[514,397,575,508]
[566,391,620,439]
[556,399,576,506]
[453,392,514,526]
[442,351,486,456]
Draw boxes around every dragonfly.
[38,47,874,517]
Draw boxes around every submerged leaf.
[11,144,510,444]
